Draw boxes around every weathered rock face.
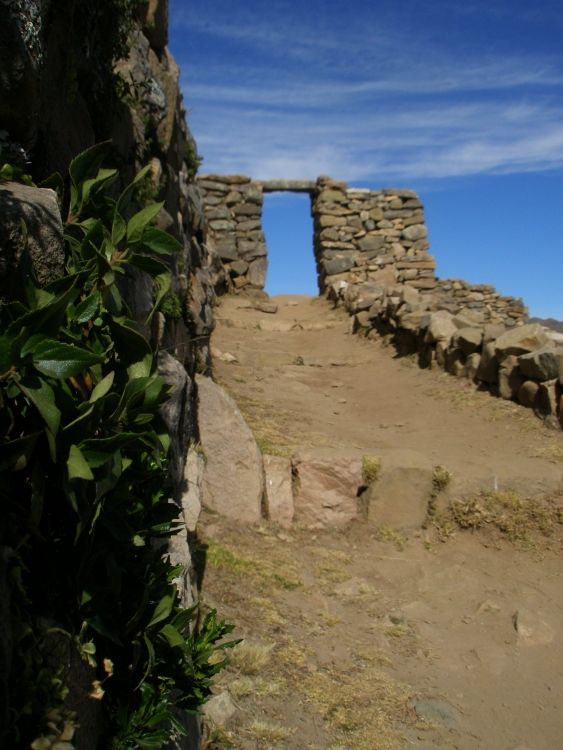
[367,449,434,529]
[495,324,547,360]
[0,7,216,748]
[292,448,363,528]
[263,455,294,529]
[518,347,563,381]
[196,374,264,525]
[0,182,64,304]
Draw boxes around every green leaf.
[13,375,60,435]
[160,623,186,649]
[0,335,12,375]
[74,292,101,324]
[81,219,104,261]
[85,613,123,646]
[90,371,114,402]
[69,141,112,188]
[146,585,176,628]
[126,202,164,245]
[32,339,105,379]
[124,254,169,279]
[142,227,183,256]
[38,172,64,207]
[112,210,126,246]
[110,321,153,379]
[81,168,118,205]
[0,432,40,471]
[67,444,94,480]
[147,271,171,324]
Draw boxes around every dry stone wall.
[197,173,563,430]
[197,173,527,327]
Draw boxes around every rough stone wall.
[0,2,212,747]
[197,173,527,329]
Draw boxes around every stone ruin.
[197,173,563,431]
[196,173,528,326]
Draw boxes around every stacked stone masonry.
[197,173,563,432]
[197,173,527,327]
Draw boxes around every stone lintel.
[261,179,316,193]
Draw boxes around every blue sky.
[169,0,563,318]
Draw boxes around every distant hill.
[529,317,563,333]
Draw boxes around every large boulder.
[0,182,64,304]
[424,310,457,344]
[454,327,483,355]
[263,455,294,529]
[367,449,434,529]
[498,355,526,400]
[494,323,547,361]
[476,341,499,383]
[292,448,363,528]
[518,347,563,381]
[196,375,264,524]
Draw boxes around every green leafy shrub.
[1,142,235,748]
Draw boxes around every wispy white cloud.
[171,0,563,183]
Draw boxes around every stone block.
[367,449,434,529]
[518,380,539,409]
[466,352,481,381]
[446,348,466,377]
[196,375,264,525]
[319,214,346,227]
[358,235,385,252]
[402,224,428,241]
[263,455,294,529]
[476,341,499,383]
[424,311,457,344]
[498,356,526,400]
[324,257,355,275]
[494,323,548,361]
[0,182,65,304]
[292,448,363,528]
[454,326,483,354]
[247,258,268,287]
[229,260,249,276]
[518,347,563,381]
[233,203,262,216]
[204,691,237,728]
[238,240,267,259]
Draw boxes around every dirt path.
[199,294,563,750]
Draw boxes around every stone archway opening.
[261,190,316,297]
[196,174,436,302]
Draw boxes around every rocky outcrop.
[263,455,294,529]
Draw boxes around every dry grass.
[304,663,411,749]
[248,721,290,743]
[378,525,406,551]
[311,547,352,588]
[362,454,381,484]
[218,379,349,457]
[318,611,342,628]
[531,437,563,464]
[206,537,303,591]
[251,597,286,626]
[228,676,254,698]
[435,490,563,547]
[231,642,274,675]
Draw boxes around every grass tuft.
[231,642,274,675]
[248,721,289,743]
[362,454,381,484]
[378,525,405,551]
